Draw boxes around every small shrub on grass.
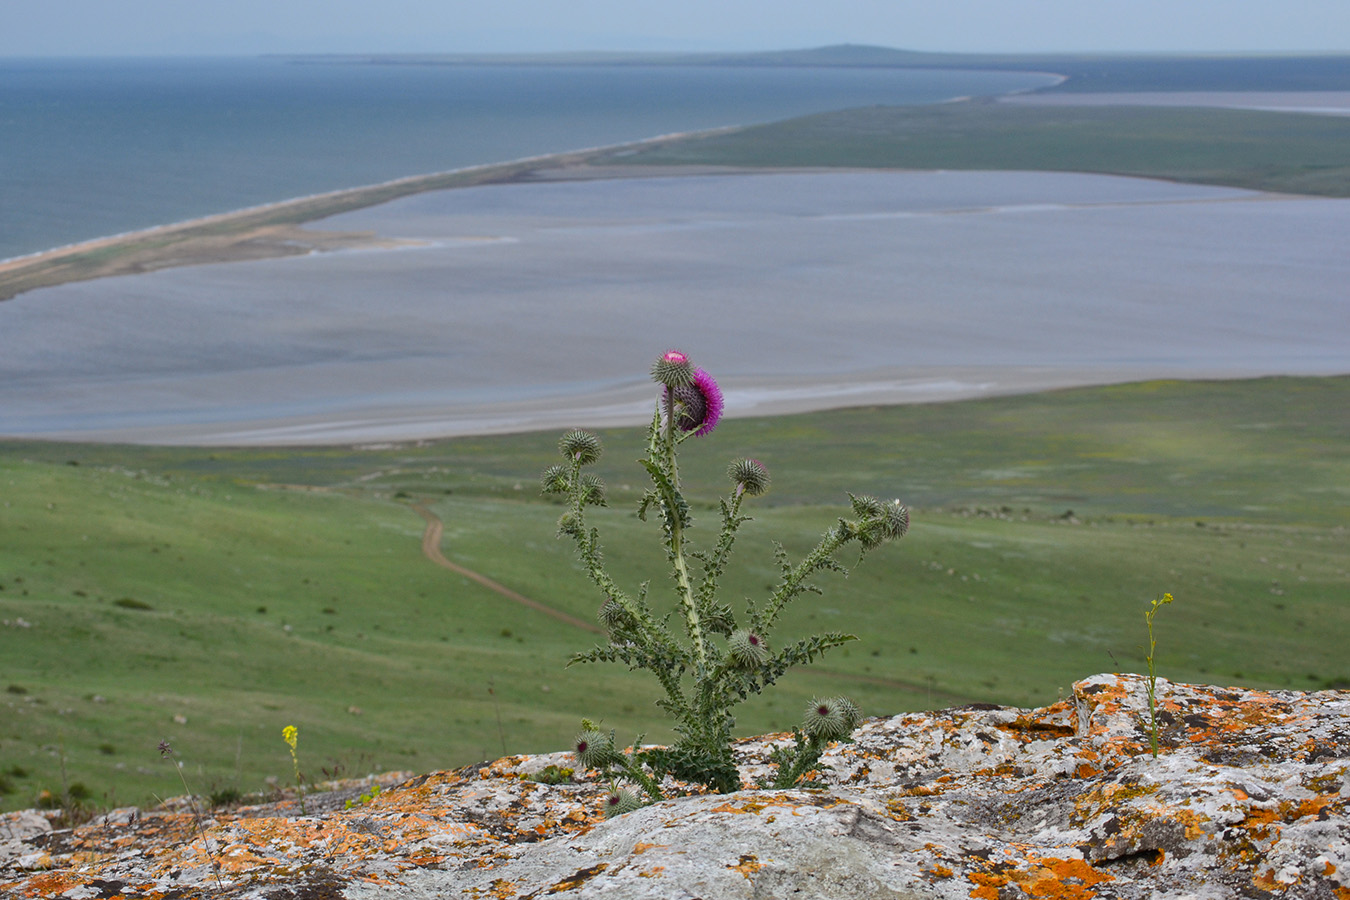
[544,351,909,813]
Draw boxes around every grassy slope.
[606,101,1350,197]
[1,376,1346,811]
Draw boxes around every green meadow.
[610,102,1350,198]
[1,376,1346,812]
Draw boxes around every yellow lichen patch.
[632,842,664,855]
[467,877,519,898]
[638,866,666,878]
[1018,858,1114,899]
[729,854,764,879]
[710,799,772,815]
[545,862,607,893]
[968,870,1009,899]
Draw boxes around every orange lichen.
[729,853,764,878]
[931,864,955,878]
[638,866,666,878]
[968,871,1009,899]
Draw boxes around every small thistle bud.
[802,697,851,741]
[602,784,644,818]
[598,598,628,630]
[831,695,862,731]
[728,629,769,666]
[573,729,613,769]
[579,473,607,507]
[541,464,570,494]
[849,493,885,519]
[559,430,602,465]
[727,459,770,497]
[663,368,724,437]
[883,501,910,540]
[651,350,695,387]
[556,511,582,537]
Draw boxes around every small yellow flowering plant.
[282,725,306,813]
[544,351,909,813]
[1143,593,1174,758]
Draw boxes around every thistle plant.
[1143,592,1174,759]
[543,350,909,810]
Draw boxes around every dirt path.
[411,502,603,634]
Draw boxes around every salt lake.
[1,169,1346,444]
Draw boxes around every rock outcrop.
[3,674,1347,899]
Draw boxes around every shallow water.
[1,170,1345,444]
[0,58,1054,260]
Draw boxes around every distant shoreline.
[0,130,748,302]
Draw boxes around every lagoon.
[1,169,1346,444]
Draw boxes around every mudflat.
[1,169,1346,445]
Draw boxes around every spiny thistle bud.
[728,629,769,667]
[603,784,644,818]
[651,350,695,388]
[849,493,885,519]
[598,598,628,630]
[557,511,582,538]
[559,430,602,465]
[578,472,607,507]
[727,458,770,497]
[663,368,724,437]
[802,697,852,741]
[883,501,910,540]
[573,729,614,769]
[541,464,570,494]
[831,695,862,731]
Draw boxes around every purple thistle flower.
[666,367,723,437]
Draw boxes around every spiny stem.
[663,390,707,669]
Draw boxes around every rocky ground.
[3,673,1347,899]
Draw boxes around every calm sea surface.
[0,57,1055,260]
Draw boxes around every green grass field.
[608,102,1350,198]
[1,376,1346,813]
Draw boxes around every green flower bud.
[559,430,602,465]
[831,695,862,731]
[541,464,570,494]
[728,629,769,666]
[849,493,885,519]
[650,350,695,388]
[573,729,614,769]
[579,473,607,507]
[598,599,628,630]
[603,784,644,818]
[802,697,851,741]
[727,458,770,497]
[883,501,910,540]
[556,511,582,538]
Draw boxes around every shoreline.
[0,128,749,302]
[7,368,1340,448]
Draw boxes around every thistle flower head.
[598,598,629,630]
[540,464,570,495]
[664,368,723,437]
[603,784,644,818]
[573,729,614,769]
[579,473,607,507]
[727,629,769,667]
[559,430,602,465]
[728,458,770,497]
[883,501,910,540]
[832,695,862,731]
[651,350,695,388]
[802,697,853,741]
[849,494,885,519]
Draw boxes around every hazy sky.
[3,0,1348,57]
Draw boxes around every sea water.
[0,57,1056,260]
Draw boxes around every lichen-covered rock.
[2,674,1346,899]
